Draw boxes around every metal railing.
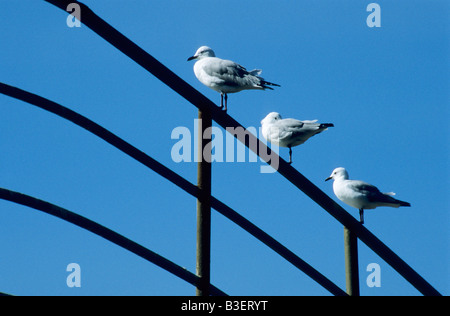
[0,0,441,296]
[0,82,345,296]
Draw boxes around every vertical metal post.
[196,110,212,296]
[344,226,360,296]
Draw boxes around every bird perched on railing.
[261,112,333,164]
[325,167,411,224]
[188,46,279,112]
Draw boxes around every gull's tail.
[397,200,411,207]
[260,80,281,90]
[380,192,411,208]
[314,123,334,134]
[250,69,280,90]
[319,123,334,129]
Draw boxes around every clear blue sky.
[1,0,448,296]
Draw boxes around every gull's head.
[325,167,349,182]
[261,112,282,126]
[187,46,215,61]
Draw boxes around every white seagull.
[261,112,333,164]
[187,46,280,111]
[325,167,411,224]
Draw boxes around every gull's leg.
[359,209,364,224]
[288,147,293,164]
[224,94,228,112]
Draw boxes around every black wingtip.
[261,81,280,89]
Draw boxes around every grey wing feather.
[275,119,305,139]
[279,119,306,130]
[349,181,382,196]
[206,59,278,89]
[206,59,253,84]
[283,119,324,137]
[351,181,398,203]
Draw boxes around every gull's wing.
[277,118,327,140]
[202,58,257,86]
[201,57,280,90]
[349,180,382,196]
[348,180,400,204]
[271,118,303,140]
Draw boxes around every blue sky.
[1,0,448,296]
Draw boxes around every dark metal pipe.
[344,227,360,296]
[196,110,212,296]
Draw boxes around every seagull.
[261,112,333,164]
[325,167,411,224]
[187,46,280,111]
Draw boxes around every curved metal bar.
[0,188,227,296]
[210,197,347,296]
[0,82,345,296]
[41,0,440,296]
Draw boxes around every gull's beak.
[187,55,197,61]
[325,176,332,182]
